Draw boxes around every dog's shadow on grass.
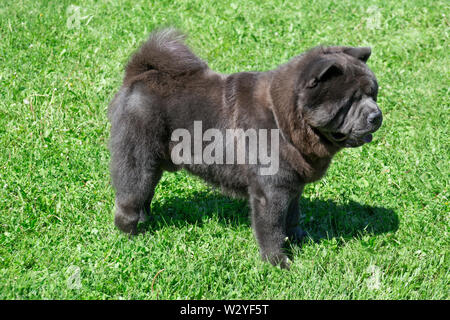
[146,190,399,244]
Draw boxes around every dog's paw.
[279,256,292,270]
[263,252,291,270]
[114,208,139,235]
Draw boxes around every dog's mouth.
[344,132,375,147]
[321,130,374,148]
[316,130,347,146]
[330,132,348,142]
[362,133,373,143]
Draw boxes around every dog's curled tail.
[124,28,208,79]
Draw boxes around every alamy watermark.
[66,265,81,290]
[171,121,280,175]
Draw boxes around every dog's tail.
[124,28,208,79]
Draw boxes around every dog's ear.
[307,59,343,88]
[343,47,371,63]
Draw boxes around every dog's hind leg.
[138,168,162,224]
[112,166,162,234]
[108,85,165,234]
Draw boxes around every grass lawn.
[0,0,448,299]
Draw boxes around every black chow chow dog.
[108,29,382,268]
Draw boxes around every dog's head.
[297,46,382,148]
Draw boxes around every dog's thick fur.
[108,29,382,268]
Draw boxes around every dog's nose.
[368,110,382,126]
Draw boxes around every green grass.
[0,0,448,299]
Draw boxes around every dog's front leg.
[249,187,291,269]
[286,185,307,244]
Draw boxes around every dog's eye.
[307,78,318,88]
[371,89,378,102]
[368,82,378,101]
